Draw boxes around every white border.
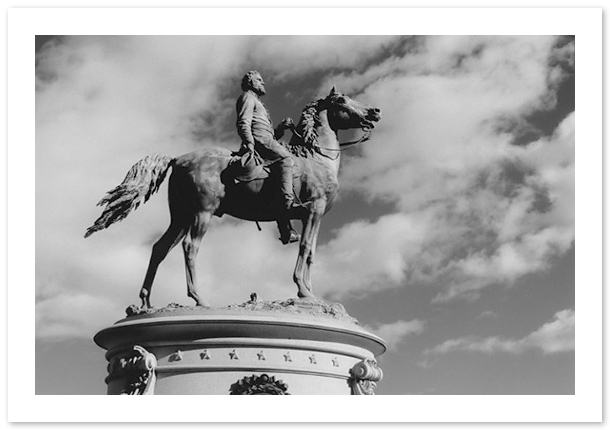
[7,6,601,423]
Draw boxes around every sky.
[35,35,575,396]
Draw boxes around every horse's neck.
[315,110,341,174]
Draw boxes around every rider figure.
[236,70,300,244]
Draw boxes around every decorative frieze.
[160,347,363,368]
[169,350,183,362]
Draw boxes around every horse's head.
[324,86,381,131]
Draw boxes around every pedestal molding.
[104,337,374,361]
[153,365,350,380]
[96,314,385,357]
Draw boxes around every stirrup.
[279,229,301,245]
[285,199,310,211]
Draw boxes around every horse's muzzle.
[362,108,381,128]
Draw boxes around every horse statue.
[85,87,381,308]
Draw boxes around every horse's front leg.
[303,209,323,291]
[293,201,324,299]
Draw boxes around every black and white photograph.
[7,4,602,423]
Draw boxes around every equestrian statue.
[85,71,381,308]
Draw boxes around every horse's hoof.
[297,291,316,300]
[191,296,211,308]
[140,296,151,309]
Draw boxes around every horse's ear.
[330,85,338,95]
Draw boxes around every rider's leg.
[256,139,300,244]
[256,138,296,209]
[278,156,296,209]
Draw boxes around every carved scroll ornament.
[349,358,383,395]
[108,345,157,395]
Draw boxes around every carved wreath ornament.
[229,374,290,395]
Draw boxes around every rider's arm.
[274,125,284,141]
[274,118,294,140]
[236,93,256,151]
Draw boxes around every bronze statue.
[236,71,300,244]
[85,86,381,309]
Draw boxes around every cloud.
[313,213,430,298]
[365,319,426,351]
[425,309,574,356]
[36,280,125,339]
[476,310,498,320]
[35,36,408,339]
[524,309,575,354]
[248,36,403,81]
[35,36,575,339]
[317,36,575,301]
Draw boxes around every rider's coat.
[236,90,276,146]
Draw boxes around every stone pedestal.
[94,299,386,395]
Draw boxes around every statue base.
[93,298,386,395]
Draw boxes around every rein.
[316,127,372,160]
[338,127,372,149]
[291,126,372,160]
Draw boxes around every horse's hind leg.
[140,221,188,308]
[182,211,213,307]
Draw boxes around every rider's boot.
[279,157,298,209]
[275,157,301,244]
[279,157,310,209]
[277,220,300,245]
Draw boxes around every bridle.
[291,126,372,160]
[289,96,376,160]
[338,126,373,149]
[314,126,371,159]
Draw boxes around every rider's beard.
[252,84,266,96]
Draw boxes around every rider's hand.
[240,142,254,155]
[280,118,295,131]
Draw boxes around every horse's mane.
[283,98,327,158]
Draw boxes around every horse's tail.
[84,153,175,238]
